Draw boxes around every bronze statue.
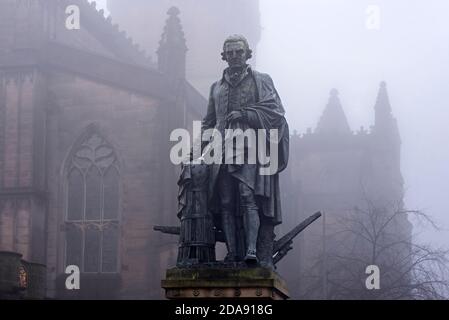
[201,35,289,269]
[156,35,320,270]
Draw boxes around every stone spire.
[374,81,393,129]
[157,7,188,80]
[373,81,400,142]
[315,89,351,135]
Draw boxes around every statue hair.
[221,34,253,61]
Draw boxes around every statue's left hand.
[226,111,244,124]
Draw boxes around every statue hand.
[226,111,243,124]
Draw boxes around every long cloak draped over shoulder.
[207,69,289,226]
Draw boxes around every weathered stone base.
[162,267,289,300]
[0,251,47,300]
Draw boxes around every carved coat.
[202,66,289,225]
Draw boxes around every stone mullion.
[18,72,35,187]
[0,75,6,187]
[81,167,87,272]
[65,130,120,274]
[16,74,23,189]
[15,198,31,260]
[3,75,20,188]
[99,167,105,273]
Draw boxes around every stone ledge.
[162,267,289,300]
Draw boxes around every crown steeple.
[373,81,400,140]
[316,89,351,135]
[374,81,392,126]
[157,7,188,81]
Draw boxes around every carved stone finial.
[167,6,180,16]
[330,88,339,97]
[315,88,351,135]
[157,6,187,79]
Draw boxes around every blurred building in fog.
[279,85,412,299]
[107,0,261,96]
[0,0,411,300]
[0,0,205,299]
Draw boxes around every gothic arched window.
[65,132,120,273]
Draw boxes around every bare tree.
[299,199,449,300]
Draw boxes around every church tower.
[315,89,351,136]
[369,81,403,206]
[157,7,188,83]
[0,0,52,263]
[107,0,261,96]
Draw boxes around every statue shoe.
[244,249,258,263]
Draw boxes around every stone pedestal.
[0,251,47,299]
[162,267,289,300]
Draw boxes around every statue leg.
[239,183,260,263]
[217,170,238,262]
[257,216,275,270]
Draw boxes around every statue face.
[224,41,248,68]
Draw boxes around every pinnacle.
[167,6,181,16]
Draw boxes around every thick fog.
[95,0,449,248]
[256,0,449,249]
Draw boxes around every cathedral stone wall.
[42,71,184,298]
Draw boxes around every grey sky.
[257,0,449,247]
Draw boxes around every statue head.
[221,34,253,68]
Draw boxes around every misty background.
[95,0,449,248]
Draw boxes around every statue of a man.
[202,35,289,269]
